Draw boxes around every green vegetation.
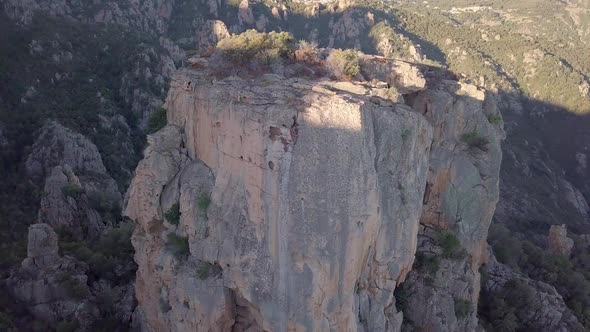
[147,108,167,134]
[294,40,321,65]
[56,320,79,332]
[368,21,424,62]
[196,261,213,280]
[87,191,121,225]
[217,30,295,65]
[437,231,466,260]
[326,49,361,79]
[0,311,15,330]
[159,296,172,313]
[393,286,409,312]
[167,233,190,259]
[454,298,472,319]
[487,115,502,125]
[488,223,590,327]
[415,252,440,275]
[480,278,535,331]
[391,5,590,113]
[0,13,150,285]
[61,184,84,199]
[165,203,180,225]
[401,128,411,143]
[198,194,211,211]
[56,273,89,300]
[461,132,489,152]
[59,222,135,282]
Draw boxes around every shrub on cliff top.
[217,30,295,66]
[294,40,321,65]
[326,49,361,80]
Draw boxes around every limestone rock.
[370,22,425,62]
[559,179,589,217]
[398,80,503,331]
[548,224,574,256]
[127,63,436,330]
[7,223,97,327]
[25,121,107,179]
[125,54,503,330]
[23,223,59,269]
[330,8,370,49]
[196,20,230,50]
[26,121,120,240]
[360,56,426,94]
[481,249,584,331]
[238,0,255,25]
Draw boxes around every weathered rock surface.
[0,122,7,147]
[388,81,504,331]
[196,20,230,50]
[26,122,121,240]
[548,224,575,256]
[7,224,97,328]
[238,0,255,25]
[481,250,584,331]
[125,56,502,331]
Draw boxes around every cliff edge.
[124,54,503,331]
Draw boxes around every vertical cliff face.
[124,57,503,331]
[400,83,503,331]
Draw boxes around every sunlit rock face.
[125,56,503,331]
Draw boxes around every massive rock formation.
[124,55,503,330]
[548,224,575,257]
[398,78,503,332]
[25,121,121,240]
[481,249,584,331]
[7,224,96,327]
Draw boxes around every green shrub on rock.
[165,203,180,225]
[461,131,489,152]
[487,115,502,125]
[294,40,321,65]
[217,30,295,66]
[196,261,213,280]
[167,233,189,259]
[198,194,211,211]
[326,49,361,79]
[437,231,466,260]
[415,252,440,275]
[454,297,472,319]
[56,320,79,332]
[61,184,84,198]
[147,108,167,133]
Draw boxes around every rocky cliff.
[124,55,503,330]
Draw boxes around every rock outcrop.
[25,121,121,240]
[548,224,575,256]
[7,224,97,328]
[125,55,503,330]
[481,249,584,331]
[397,76,503,331]
[196,20,230,50]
